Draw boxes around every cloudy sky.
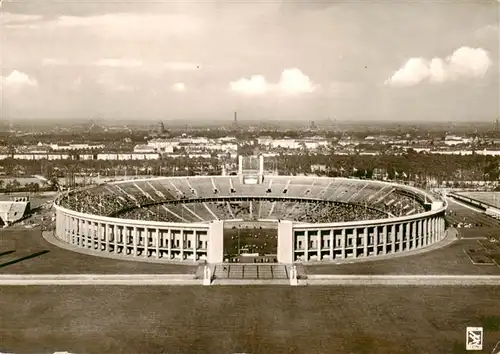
[1,0,498,122]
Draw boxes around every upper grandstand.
[56,176,435,225]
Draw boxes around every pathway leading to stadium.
[1,274,500,286]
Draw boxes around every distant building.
[133,144,156,153]
[311,164,327,173]
[150,121,171,138]
[0,196,30,227]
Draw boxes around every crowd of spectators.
[57,181,426,224]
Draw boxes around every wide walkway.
[2,274,500,286]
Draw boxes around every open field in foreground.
[0,229,195,275]
[1,286,500,354]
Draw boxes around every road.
[0,274,200,285]
[2,274,500,286]
[305,274,500,286]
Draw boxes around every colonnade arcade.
[55,205,446,265]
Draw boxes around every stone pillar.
[78,219,82,246]
[305,230,309,262]
[422,219,427,246]
[425,218,430,245]
[329,230,334,260]
[83,219,88,247]
[391,224,396,253]
[437,217,441,240]
[427,218,431,245]
[405,222,410,251]
[434,218,438,241]
[167,229,172,259]
[238,155,243,175]
[133,227,138,256]
[155,228,160,259]
[64,216,69,242]
[103,223,109,251]
[180,229,185,261]
[417,220,423,248]
[193,231,198,262]
[114,225,119,254]
[382,225,388,254]
[99,222,103,250]
[373,226,379,255]
[207,221,224,264]
[73,218,78,245]
[341,228,346,259]
[81,220,86,248]
[317,232,321,260]
[277,220,294,264]
[144,228,149,258]
[411,222,417,250]
[352,229,357,258]
[89,221,94,249]
[87,221,92,249]
[76,218,80,246]
[363,227,368,257]
[429,218,433,243]
[96,222,100,250]
[68,217,72,244]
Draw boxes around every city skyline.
[1,0,498,122]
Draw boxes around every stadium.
[53,156,448,265]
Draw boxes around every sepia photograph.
[1,0,499,353]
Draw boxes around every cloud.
[0,12,43,29]
[97,74,134,92]
[385,46,492,87]
[172,83,186,92]
[94,58,143,68]
[163,62,200,71]
[230,68,317,95]
[42,58,69,66]
[474,24,498,39]
[278,68,317,94]
[1,70,38,88]
[70,77,82,91]
[44,13,203,39]
[230,75,269,95]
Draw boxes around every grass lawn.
[0,229,195,274]
[1,286,499,354]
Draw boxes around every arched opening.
[223,221,278,263]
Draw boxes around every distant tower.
[156,121,165,135]
[496,118,499,133]
[233,111,239,130]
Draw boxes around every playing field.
[1,286,499,354]
[224,227,277,257]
